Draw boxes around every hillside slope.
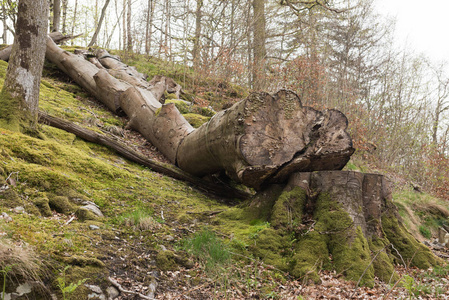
[0,56,448,299]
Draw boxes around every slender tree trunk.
[246,2,253,88]
[0,0,48,132]
[95,0,99,28]
[192,0,203,69]
[71,0,78,46]
[144,0,153,55]
[127,0,132,52]
[52,0,61,32]
[122,0,127,51]
[252,0,266,91]
[61,0,68,34]
[1,3,7,44]
[88,0,111,47]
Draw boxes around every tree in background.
[88,0,111,47]
[0,0,48,132]
[251,0,266,90]
[52,0,61,32]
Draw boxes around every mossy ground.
[0,50,446,297]
[0,61,233,298]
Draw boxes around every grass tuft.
[183,229,231,270]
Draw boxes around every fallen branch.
[108,277,153,300]
[38,111,251,200]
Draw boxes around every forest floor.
[1,53,449,299]
[105,133,449,300]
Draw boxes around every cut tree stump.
[233,171,441,285]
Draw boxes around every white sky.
[375,0,449,63]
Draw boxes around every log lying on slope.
[45,38,193,164]
[38,111,250,200]
[177,90,355,189]
[44,38,354,190]
[0,32,80,61]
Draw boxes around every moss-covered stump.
[246,171,441,286]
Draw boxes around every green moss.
[332,227,374,287]
[241,184,284,222]
[287,193,376,286]
[33,196,52,217]
[48,195,75,214]
[75,207,98,221]
[164,92,178,100]
[0,187,22,208]
[0,88,23,132]
[250,228,290,272]
[63,255,105,268]
[52,264,108,300]
[369,237,399,283]
[156,250,178,271]
[183,113,210,128]
[200,106,216,117]
[166,99,191,114]
[271,187,306,229]
[290,232,328,283]
[382,209,440,269]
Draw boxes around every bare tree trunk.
[192,0,203,69]
[71,0,78,46]
[246,2,253,88]
[0,0,48,132]
[52,0,61,32]
[177,90,354,189]
[252,0,266,91]
[122,0,127,51]
[0,31,79,61]
[127,0,132,52]
[88,0,111,47]
[39,111,250,199]
[61,0,68,34]
[144,0,154,55]
[1,3,7,44]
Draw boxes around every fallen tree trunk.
[45,38,193,164]
[0,32,80,61]
[38,111,250,200]
[241,171,441,285]
[177,90,354,189]
[43,38,354,190]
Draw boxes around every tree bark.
[246,171,441,284]
[0,0,48,132]
[44,40,354,189]
[192,0,203,70]
[1,3,7,44]
[88,0,111,47]
[252,0,266,90]
[126,0,132,52]
[38,111,251,200]
[52,0,61,32]
[70,0,78,46]
[145,0,154,55]
[177,90,354,189]
[61,0,68,34]
[0,31,79,62]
